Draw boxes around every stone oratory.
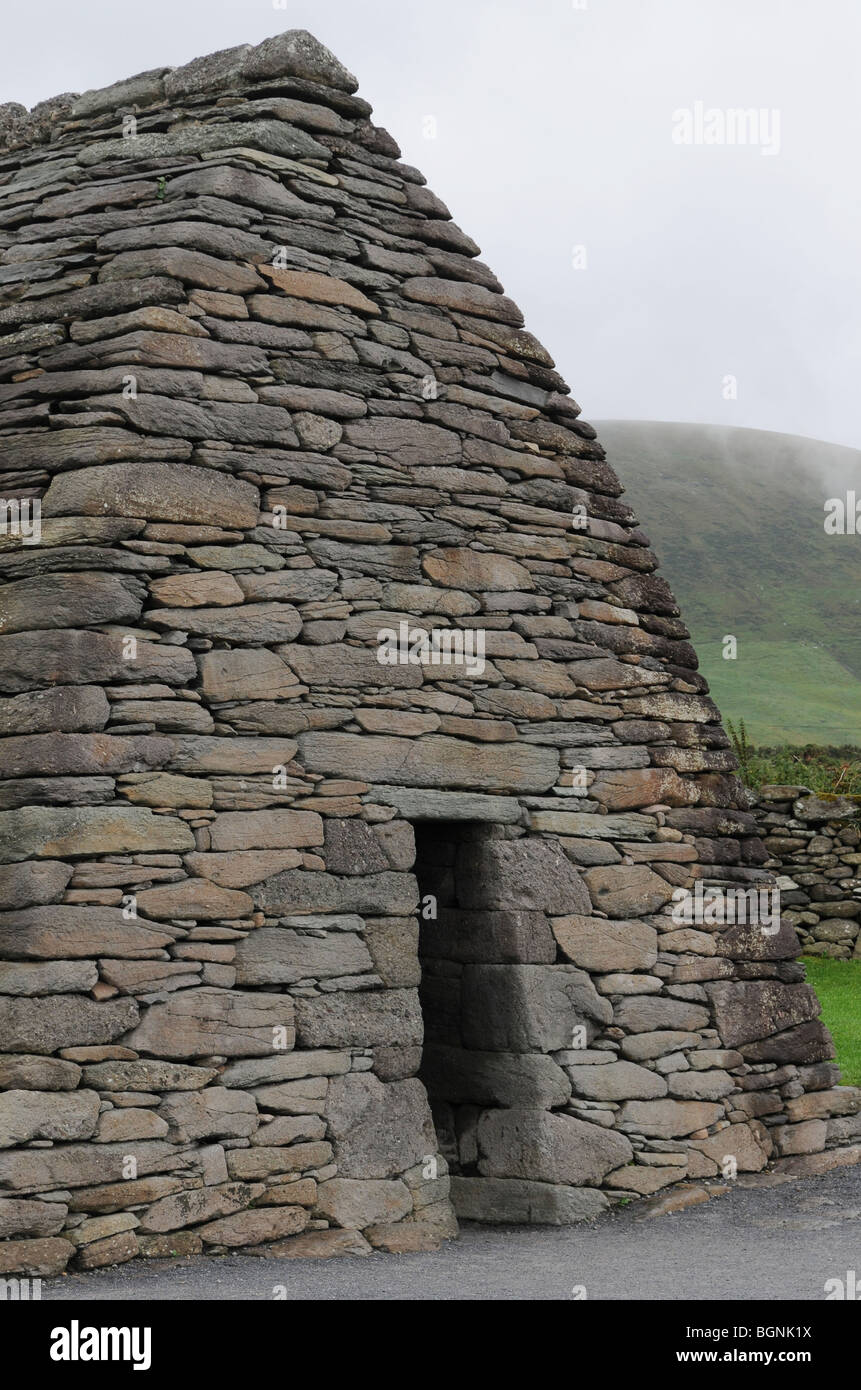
[0,31,858,1273]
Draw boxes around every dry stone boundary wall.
[0,30,859,1277]
[756,786,861,959]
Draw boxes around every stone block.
[449,1177,607,1224]
[234,929,373,985]
[126,988,295,1059]
[326,1074,437,1178]
[551,915,658,972]
[461,964,611,1051]
[477,1108,632,1184]
[315,1178,412,1229]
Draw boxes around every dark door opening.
[412,820,558,1185]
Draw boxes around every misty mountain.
[597,421,861,746]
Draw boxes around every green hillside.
[596,421,861,747]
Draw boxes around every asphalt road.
[40,1165,861,1301]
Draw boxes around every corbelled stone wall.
[1,30,859,1277]
[756,787,861,958]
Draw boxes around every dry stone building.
[0,30,859,1273]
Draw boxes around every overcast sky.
[3,0,860,450]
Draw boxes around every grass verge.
[803,956,861,1086]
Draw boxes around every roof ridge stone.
[0,29,359,155]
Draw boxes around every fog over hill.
[597,421,861,747]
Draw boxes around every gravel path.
[42,1164,861,1301]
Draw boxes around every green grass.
[726,735,861,794]
[803,956,861,1086]
[700,640,861,748]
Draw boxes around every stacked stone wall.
[0,30,859,1277]
[756,786,861,959]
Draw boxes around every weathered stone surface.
[0,997,139,1055]
[422,548,532,591]
[477,1109,632,1184]
[167,736,298,775]
[326,1074,436,1178]
[158,1089,258,1142]
[126,988,295,1058]
[0,1054,81,1090]
[249,1228,372,1259]
[0,1089,100,1147]
[0,631,197,696]
[774,1119,827,1156]
[315,1178,412,1229]
[0,1237,75,1276]
[370,787,521,822]
[139,1182,263,1233]
[566,1061,667,1101]
[260,266,378,315]
[296,989,422,1049]
[153,603,301,643]
[590,767,698,810]
[297,732,558,793]
[450,1177,607,1224]
[455,838,590,914]
[95,1109,169,1142]
[0,687,109,737]
[74,1230,140,1269]
[323,819,389,875]
[616,1099,724,1138]
[740,1020,834,1065]
[199,648,300,701]
[235,929,373,985]
[82,1061,216,1091]
[613,996,710,1034]
[150,571,245,608]
[209,809,323,852]
[0,572,143,634]
[198,1205,308,1246]
[0,860,73,911]
[668,1070,735,1101]
[226,1144,331,1183]
[551,915,658,973]
[582,865,675,917]
[0,1197,67,1238]
[243,29,359,90]
[461,965,611,1051]
[707,981,822,1048]
[0,959,98,995]
[344,418,461,466]
[0,732,170,779]
[422,1046,571,1108]
[691,1122,770,1172]
[421,909,555,965]
[221,1050,348,1089]
[0,906,175,959]
[280,644,421,689]
[185,850,305,888]
[786,1086,861,1121]
[135,879,253,919]
[257,870,417,917]
[0,805,193,862]
[119,771,213,808]
[43,463,259,527]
